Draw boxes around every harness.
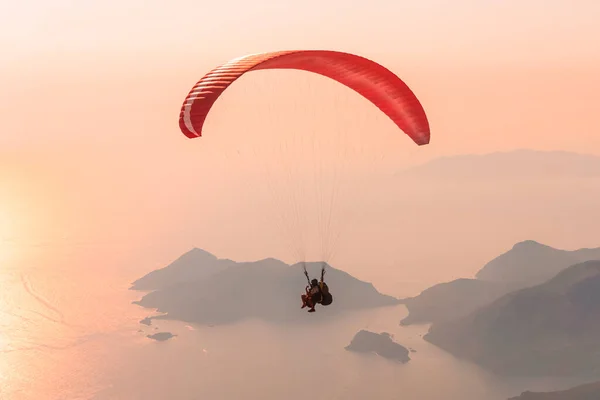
[303,263,327,298]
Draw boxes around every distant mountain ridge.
[132,250,399,325]
[398,149,600,180]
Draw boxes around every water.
[0,247,590,400]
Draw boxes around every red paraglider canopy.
[178,50,430,146]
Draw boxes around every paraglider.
[177,50,431,314]
[179,50,430,146]
[301,265,332,313]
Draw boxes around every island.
[147,332,175,341]
[345,330,410,363]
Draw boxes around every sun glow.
[0,195,18,265]
[0,211,12,264]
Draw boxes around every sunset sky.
[1,0,600,287]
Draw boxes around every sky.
[1,0,600,288]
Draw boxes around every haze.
[1,1,600,399]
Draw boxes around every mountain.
[130,248,234,291]
[400,240,600,326]
[400,279,509,326]
[508,380,600,400]
[424,260,600,377]
[133,254,399,325]
[399,150,600,181]
[476,240,600,288]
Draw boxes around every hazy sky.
[1,0,600,287]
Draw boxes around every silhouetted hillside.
[400,240,600,326]
[476,240,600,288]
[508,380,600,400]
[130,248,234,291]
[133,254,399,325]
[400,279,509,325]
[425,260,600,377]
